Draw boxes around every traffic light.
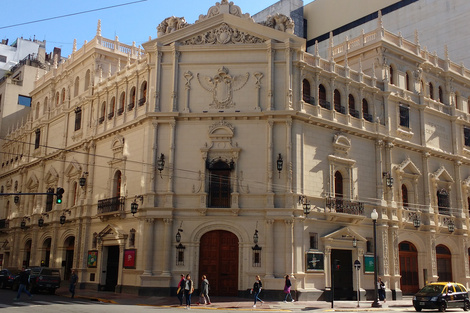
[56,187,64,204]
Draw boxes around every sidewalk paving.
[56,286,414,311]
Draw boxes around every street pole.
[371,209,381,308]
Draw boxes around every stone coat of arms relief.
[197,67,249,109]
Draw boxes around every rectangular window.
[0,55,6,63]
[366,238,373,253]
[34,129,40,149]
[399,104,410,128]
[309,233,318,250]
[464,127,470,147]
[74,107,82,131]
[18,95,31,107]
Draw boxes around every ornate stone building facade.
[1,0,470,300]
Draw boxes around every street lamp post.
[371,209,381,308]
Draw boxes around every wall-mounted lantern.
[20,217,30,230]
[276,154,283,178]
[14,192,21,204]
[59,209,72,225]
[448,220,455,233]
[130,195,144,216]
[176,222,185,265]
[252,225,262,267]
[383,172,394,188]
[299,195,311,216]
[38,213,49,227]
[413,215,421,229]
[157,153,165,178]
[79,172,89,187]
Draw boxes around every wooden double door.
[199,230,238,296]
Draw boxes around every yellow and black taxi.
[413,282,470,312]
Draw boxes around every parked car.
[0,268,21,289]
[413,282,470,312]
[28,267,61,294]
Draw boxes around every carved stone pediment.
[181,23,265,45]
[196,0,252,22]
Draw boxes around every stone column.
[161,218,173,276]
[285,219,294,276]
[143,218,155,275]
[265,220,274,278]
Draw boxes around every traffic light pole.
[0,192,60,196]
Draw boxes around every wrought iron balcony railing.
[326,197,364,215]
[97,196,125,214]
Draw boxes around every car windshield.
[420,285,445,294]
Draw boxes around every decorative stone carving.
[157,16,188,37]
[259,13,295,34]
[181,23,265,45]
[196,0,252,22]
[197,67,249,109]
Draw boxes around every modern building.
[0,38,47,77]
[1,0,470,301]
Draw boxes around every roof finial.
[377,10,383,29]
[97,20,102,37]
[73,39,77,53]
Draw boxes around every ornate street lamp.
[277,154,283,178]
[130,195,143,216]
[371,209,381,308]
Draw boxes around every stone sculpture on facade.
[259,13,295,34]
[157,16,188,37]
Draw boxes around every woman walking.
[177,274,185,306]
[199,275,211,305]
[251,275,264,308]
[283,275,294,302]
[184,274,194,309]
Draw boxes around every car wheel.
[414,306,422,312]
[438,301,447,312]
[464,300,469,311]
[0,281,4,289]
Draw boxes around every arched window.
[436,245,452,282]
[99,102,106,124]
[437,188,450,215]
[74,76,79,97]
[118,92,125,115]
[43,97,48,114]
[362,98,372,122]
[334,171,343,198]
[348,94,357,117]
[319,84,328,109]
[113,170,122,198]
[35,102,40,119]
[208,160,232,208]
[429,82,434,100]
[61,88,66,104]
[405,72,410,91]
[438,86,443,103]
[129,87,136,110]
[55,92,60,106]
[402,184,409,208]
[139,81,147,106]
[108,97,115,119]
[84,70,91,91]
[334,89,342,112]
[420,80,425,94]
[302,79,312,104]
[389,66,394,85]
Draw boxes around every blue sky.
[1,0,280,57]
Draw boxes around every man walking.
[69,269,78,298]
[14,267,32,301]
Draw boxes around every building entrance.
[399,241,419,294]
[199,230,238,296]
[331,249,353,300]
[103,245,119,291]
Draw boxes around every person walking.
[198,275,211,305]
[251,275,264,308]
[283,274,294,302]
[69,269,78,298]
[14,267,32,301]
[378,277,386,302]
[183,274,194,309]
[177,274,185,306]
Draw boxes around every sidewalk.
[56,286,413,311]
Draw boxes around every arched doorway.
[63,237,75,281]
[23,240,32,268]
[42,238,51,267]
[399,241,419,294]
[436,245,452,282]
[199,230,238,296]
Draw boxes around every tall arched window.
[319,84,327,109]
[84,70,91,91]
[108,97,115,119]
[362,98,372,122]
[139,81,147,106]
[429,82,434,100]
[436,245,452,282]
[389,66,394,85]
[118,92,125,115]
[35,102,40,119]
[61,88,66,104]
[113,170,122,198]
[100,102,106,124]
[129,87,136,110]
[55,92,60,106]
[334,89,341,112]
[74,76,79,97]
[302,79,311,104]
[334,171,343,199]
[438,86,443,103]
[402,184,409,208]
[437,188,450,215]
[43,97,48,114]
[348,94,357,117]
[208,160,231,208]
